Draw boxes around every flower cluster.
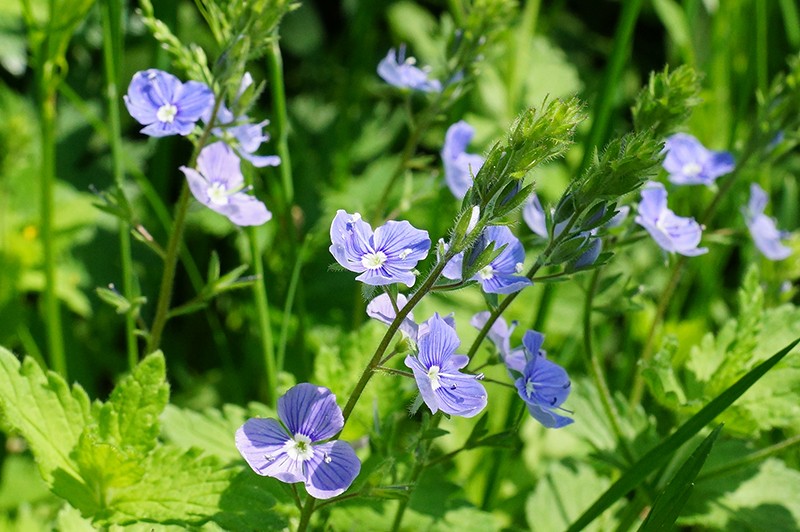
[235,384,361,499]
[124,69,277,226]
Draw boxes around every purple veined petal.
[405,354,440,415]
[417,314,460,369]
[229,122,270,154]
[522,330,545,359]
[516,355,571,409]
[278,384,344,442]
[707,151,735,179]
[180,166,211,205]
[664,133,734,186]
[445,354,470,371]
[637,182,668,223]
[366,293,419,339]
[505,350,527,374]
[526,403,574,429]
[445,153,484,200]
[479,274,532,295]
[432,372,487,417]
[304,440,362,500]
[442,250,464,281]
[470,312,514,355]
[417,312,455,338]
[523,194,549,238]
[329,210,376,272]
[235,418,306,483]
[747,214,792,260]
[240,151,282,168]
[197,142,245,190]
[355,266,414,287]
[140,121,182,137]
[217,193,272,226]
[175,80,214,123]
[485,226,527,272]
[372,220,431,265]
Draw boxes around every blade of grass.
[567,337,800,532]
[638,424,722,531]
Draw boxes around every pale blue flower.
[470,312,525,373]
[329,210,430,287]
[442,121,484,199]
[404,314,487,417]
[663,133,735,186]
[515,331,573,428]
[124,69,213,137]
[635,182,707,256]
[235,383,361,499]
[378,46,442,93]
[180,142,271,226]
[744,184,792,260]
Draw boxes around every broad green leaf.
[526,462,621,532]
[55,504,96,532]
[96,351,169,453]
[0,347,91,484]
[211,470,291,531]
[104,446,232,526]
[566,337,800,532]
[639,425,722,531]
[160,403,251,462]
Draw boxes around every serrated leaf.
[97,351,169,454]
[0,348,91,484]
[105,446,232,526]
[639,425,722,531]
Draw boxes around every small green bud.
[632,65,701,137]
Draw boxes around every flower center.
[284,433,314,462]
[361,250,387,270]
[156,103,178,124]
[682,162,702,177]
[207,182,229,206]
[427,365,442,391]
[525,379,535,398]
[478,265,495,280]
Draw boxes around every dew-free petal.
[278,383,344,442]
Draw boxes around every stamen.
[478,265,495,280]
[156,103,178,124]
[361,250,387,270]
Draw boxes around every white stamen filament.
[284,433,314,462]
[156,103,178,124]
[427,365,442,391]
[361,250,387,270]
[398,248,413,260]
[515,262,524,273]
[207,182,230,206]
[478,265,495,280]
[682,162,702,177]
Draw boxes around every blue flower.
[470,312,525,373]
[235,383,361,500]
[743,184,792,261]
[442,121,485,199]
[443,226,532,294]
[180,142,271,226]
[523,194,550,238]
[329,210,431,287]
[635,182,707,256]
[404,314,487,418]
[203,73,281,168]
[514,331,573,428]
[378,46,442,93]
[124,69,213,137]
[663,133,735,186]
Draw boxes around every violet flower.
[378,46,442,93]
[663,133,735,186]
[443,226,532,294]
[329,210,431,287]
[124,69,213,137]
[404,314,487,418]
[180,142,271,226]
[635,182,707,256]
[442,121,485,199]
[235,383,361,499]
[515,330,574,428]
[470,312,525,373]
[743,184,792,261]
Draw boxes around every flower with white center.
[236,383,361,500]
[743,183,793,261]
[124,69,213,137]
[635,181,707,256]
[180,142,271,226]
[405,314,487,417]
[329,210,431,287]
[663,133,735,186]
[378,45,442,93]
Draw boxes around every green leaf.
[0,347,91,484]
[639,425,722,531]
[566,336,800,532]
[212,470,291,531]
[160,403,252,463]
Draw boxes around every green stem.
[38,72,66,377]
[584,268,634,463]
[277,237,309,373]
[267,39,294,207]
[249,227,277,407]
[101,0,138,369]
[697,434,800,482]
[297,497,316,532]
[578,0,645,173]
[391,415,441,531]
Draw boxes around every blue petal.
[278,383,344,442]
[373,220,430,265]
[235,418,306,483]
[523,194,548,238]
[219,193,272,226]
[417,314,460,368]
[526,403,574,428]
[405,354,440,415]
[329,210,375,273]
[434,373,487,418]
[196,142,244,190]
[366,293,418,339]
[304,440,362,499]
[175,80,214,122]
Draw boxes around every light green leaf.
[0,347,91,484]
[211,470,291,531]
[160,403,252,462]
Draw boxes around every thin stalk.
[391,415,441,531]
[697,434,800,482]
[277,237,309,372]
[267,39,294,207]
[38,75,66,377]
[249,227,277,407]
[101,0,138,369]
[297,497,316,532]
[146,97,222,353]
[480,399,525,509]
[583,268,634,463]
[578,0,645,174]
